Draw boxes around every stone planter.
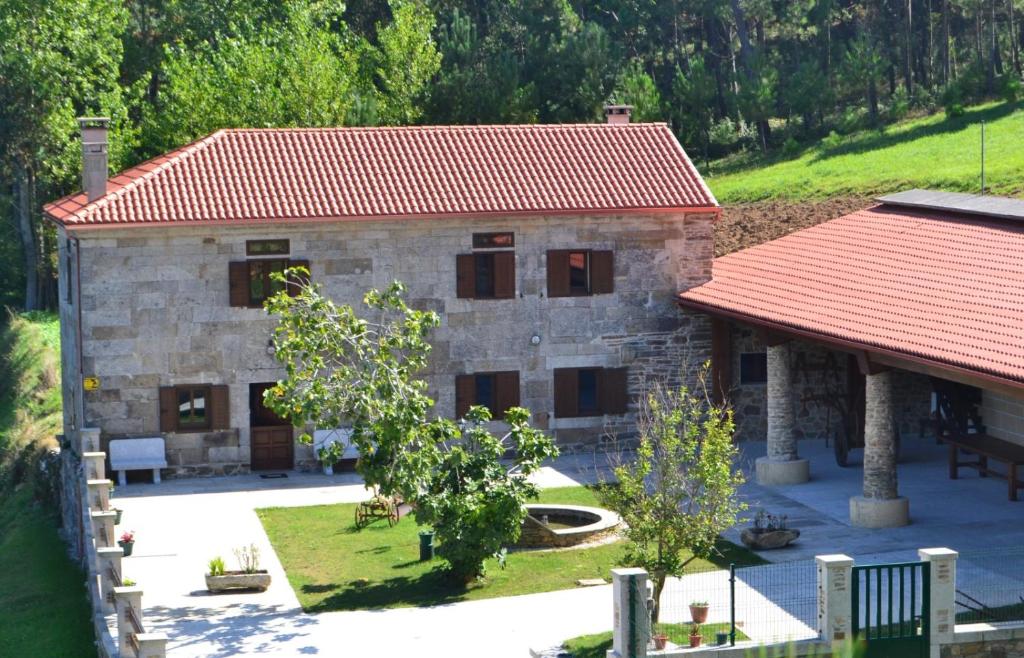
[740,527,801,550]
[205,570,272,593]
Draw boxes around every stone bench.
[312,429,359,461]
[109,437,168,486]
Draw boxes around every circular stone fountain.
[514,504,622,549]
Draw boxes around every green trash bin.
[418,531,435,561]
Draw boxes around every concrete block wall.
[66,211,715,476]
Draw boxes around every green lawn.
[259,485,764,612]
[708,102,1024,203]
[564,622,744,658]
[0,488,96,657]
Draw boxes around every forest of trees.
[2,0,1023,311]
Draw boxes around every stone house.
[45,111,720,477]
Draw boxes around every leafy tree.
[614,61,663,122]
[598,370,745,623]
[671,57,717,161]
[374,0,443,125]
[417,405,558,581]
[264,273,557,582]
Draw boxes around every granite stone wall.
[66,211,715,476]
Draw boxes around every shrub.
[1002,75,1022,103]
[781,137,801,157]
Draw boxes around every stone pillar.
[114,585,144,657]
[851,371,910,527]
[96,546,124,615]
[91,509,117,549]
[80,427,101,454]
[816,554,855,644]
[610,567,649,658]
[756,342,810,485]
[87,479,111,511]
[919,548,958,646]
[82,451,106,480]
[135,632,169,658]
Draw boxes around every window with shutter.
[159,384,229,432]
[601,367,629,415]
[553,368,579,417]
[492,252,516,299]
[590,251,614,294]
[547,250,571,297]
[494,371,520,417]
[547,249,614,297]
[455,374,475,417]
[456,251,514,299]
[229,262,250,307]
[455,371,520,419]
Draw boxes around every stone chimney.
[604,104,633,125]
[79,117,110,202]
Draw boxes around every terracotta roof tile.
[45,124,716,227]
[678,205,1024,384]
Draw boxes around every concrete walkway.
[113,439,1024,657]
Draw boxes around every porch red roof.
[678,204,1024,384]
[44,124,716,228]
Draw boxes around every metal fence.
[955,547,1024,624]
[658,559,819,647]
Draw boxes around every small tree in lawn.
[263,270,557,582]
[598,368,745,623]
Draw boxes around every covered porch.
[680,190,1024,529]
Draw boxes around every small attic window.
[246,239,290,256]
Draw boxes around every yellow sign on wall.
[83,377,100,391]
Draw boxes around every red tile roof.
[45,124,716,227]
[678,205,1024,384]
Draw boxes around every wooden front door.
[250,383,293,471]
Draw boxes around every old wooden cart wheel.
[354,506,364,528]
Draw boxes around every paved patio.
[111,439,1024,657]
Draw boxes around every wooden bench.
[109,437,168,486]
[939,433,1024,501]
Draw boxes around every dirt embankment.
[714,196,873,256]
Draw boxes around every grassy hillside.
[0,312,95,656]
[709,102,1024,203]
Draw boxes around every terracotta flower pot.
[205,570,272,593]
[689,634,702,648]
[689,604,709,624]
[652,634,669,650]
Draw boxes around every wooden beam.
[755,327,791,347]
[856,351,889,376]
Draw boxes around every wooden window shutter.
[493,252,516,299]
[287,259,310,297]
[455,374,475,418]
[590,251,614,294]
[546,250,570,297]
[456,254,475,299]
[229,262,250,307]
[601,367,629,415]
[210,385,230,430]
[494,371,521,418]
[553,368,578,418]
[159,386,177,432]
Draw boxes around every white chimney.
[604,104,633,125]
[79,117,110,202]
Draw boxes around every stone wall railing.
[62,428,168,658]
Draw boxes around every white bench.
[312,429,359,461]
[109,437,168,486]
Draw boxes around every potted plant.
[205,544,272,593]
[122,578,136,587]
[740,510,800,550]
[652,631,669,650]
[689,623,702,648]
[109,482,122,525]
[118,530,135,556]
[689,600,709,624]
[317,441,343,475]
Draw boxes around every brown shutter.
[159,386,177,432]
[456,254,475,299]
[493,252,516,299]
[710,318,732,404]
[602,367,629,415]
[553,368,578,418]
[455,374,475,418]
[210,385,230,429]
[287,259,310,297]
[546,250,570,297]
[590,251,614,294]
[494,371,520,418]
[229,262,250,307]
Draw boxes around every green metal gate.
[852,561,930,658]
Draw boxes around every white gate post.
[610,568,650,658]
[919,547,958,646]
[816,554,855,644]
